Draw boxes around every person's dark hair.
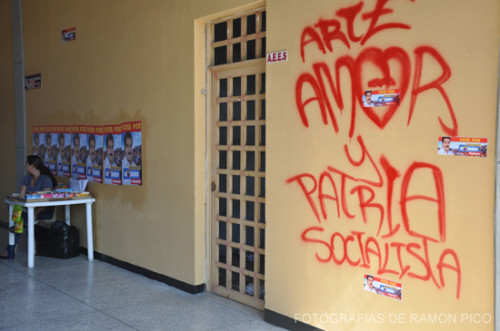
[34,133,39,142]
[367,275,374,280]
[26,155,57,188]
[442,136,451,142]
[124,131,132,143]
[46,133,51,144]
[365,91,372,96]
[106,134,114,146]
[88,134,96,145]
[73,133,80,145]
[58,133,65,144]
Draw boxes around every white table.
[5,197,96,268]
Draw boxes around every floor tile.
[0,225,284,331]
[1,286,96,325]
[4,311,137,331]
[213,319,288,331]
[60,274,198,310]
[104,298,254,331]
[205,293,265,317]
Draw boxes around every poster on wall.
[363,275,402,300]
[55,126,71,177]
[32,121,143,186]
[64,126,72,177]
[71,126,79,179]
[38,126,50,162]
[47,126,58,176]
[121,121,142,185]
[61,27,76,42]
[71,126,87,179]
[103,125,121,185]
[40,126,51,169]
[437,137,488,157]
[362,89,400,107]
[32,126,41,156]
[86,126,103,183]
[25,73,42,90]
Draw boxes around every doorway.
[208,8,266,309]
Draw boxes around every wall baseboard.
[264,309,324,331]
[78,247,206,295]
[0,220,206,295]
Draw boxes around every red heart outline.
[355,47,411,129]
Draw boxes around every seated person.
[0,155,57,258]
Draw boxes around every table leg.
[85,203,93,261]
[27,207,35,268]
[65,205,70,225]
[8,205,14,246]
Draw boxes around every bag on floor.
[11,204,24,234]
[35,220,80,259]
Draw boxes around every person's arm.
[19,185,27,197]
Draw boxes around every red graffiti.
[295,45,457,138]
[355,47,411,131]
[287,136,461,298]
[300,0,411,62]
[301,228,460,297]
[400,162,446,243]
[296,0,458,138]
[409,46,457,136]
[292,0,461,299]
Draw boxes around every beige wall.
[8,0,500,329]
[266,0,499,330]
[20,0,263,286]
[0,1,16,204]
[20,0,256,285]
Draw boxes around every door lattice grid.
[210,63,266,309]
[210,9,266,66]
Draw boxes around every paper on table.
[69,178,88,192]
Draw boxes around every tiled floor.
[0,226,285,331]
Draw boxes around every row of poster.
[33,121,142,185]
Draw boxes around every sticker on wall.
[362,89,400,107]
[438,137,487,157]
[61,27,76,42]
[364,275,402,300]
[266,50,288,64]
[25,73,42,90]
